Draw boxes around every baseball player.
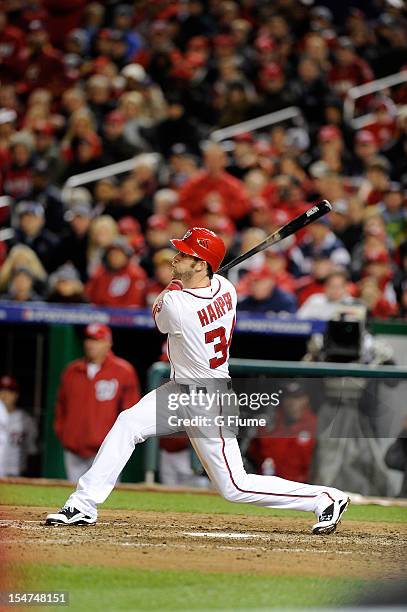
[0,376,37,477]
[46,227,349,534]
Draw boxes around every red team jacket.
[178,171,250,222]
[54,352,140,458]
[85,262,147,307]
[248,408,317,483]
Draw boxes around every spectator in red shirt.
[351,130,380,177]
[85,237,147,307]
[363,97,398,151]
[357,276,397,319]
[2,131,34,200]
[42,0,87,50]
[248,383,317,483]
[178,141,250,223]
[16,20,73,97]
[54,323,140,482]
[328,36,373,100]
[296,256,335,306]
[0,10,24,84]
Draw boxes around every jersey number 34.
[204,318,235,369]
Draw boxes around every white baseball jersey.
[3,409,37,476]
[0,400,9,477]
[154,274,237,380]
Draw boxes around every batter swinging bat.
[218,199,332,275]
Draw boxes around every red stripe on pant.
[219,424,334,503]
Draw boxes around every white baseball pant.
[66,382,343,520]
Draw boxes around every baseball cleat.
[45,506,96,526]
[312,496,350,535]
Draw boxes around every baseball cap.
[213,34,235,48]
[210,217,236,236]
[367,156,391,172]
[105,237,134,257]
[270,209,290,226]
[385,181,403,193]
[248,266,275,282]
[0,375,19,392]
[319,125,342,142]
[64,201,92,221]
[32,119,55,136]
[255,36,276,52]
[85,323,112,342]
[260,63,283,81]
[16,201,45,217]
[32,159,50,176]
[63,187,92,206]
[364,251,389,264]
[309,160,331,179]
[28,20,46,32]
[118,216,141,235]
[12,266,35,281]
[121,63,147,82]
[187,36,210,51]
[251,197,269,212]
[0,108,17,125]
[355,130,376,145]
[168,207,192,223]
[106,110,126,124]
[234,132,254,143]
[49,263,80,286]
[114,4,133,17]
[284,382,307,397]
[333,200,349,215]
[336,36,354,50]
[311,6,333,22]
[147,214,169,231]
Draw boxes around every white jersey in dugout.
[154,274,237,380]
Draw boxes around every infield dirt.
[1,505,406,580]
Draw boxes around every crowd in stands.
[1,0,407,319]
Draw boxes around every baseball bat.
[218,199,332,274]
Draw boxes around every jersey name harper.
[154,274,237,380]
[197,292,233,327]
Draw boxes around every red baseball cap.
[260,63,283,81]
[355,130,376,145]
[319,125,342,142]
[270,209,290,226]
[168,206,192,223]
[32,120,55,136]
[118,216,141,235]
[251,197,269,211]
[365,252,389,264]
[255,36,276,52]
[234,132,254,143]
[213,34,235,48]
[211,217,236,236]
[106,110,126,124]
[187,36,210,51]
[0,375,19,392]
[147,214,169,231]
[85,323,112,342]
[248,266,275,282]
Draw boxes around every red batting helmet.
[170,227,226,272]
